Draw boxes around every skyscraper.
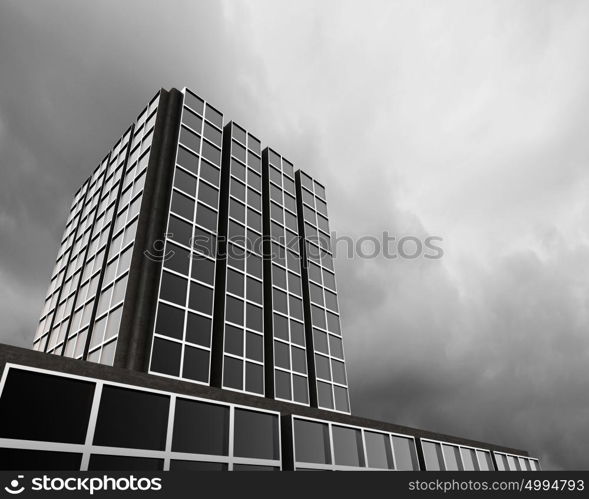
[0,87,540,471]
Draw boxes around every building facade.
[0,87,540,470]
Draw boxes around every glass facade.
[295,170,350,413]
[149,89,222,384]
[292,416,419,470]
[494,451,541,471]
[0,366,281,471]
[33,91,161,367]
[263,148,309,405]
[218,122,265,395]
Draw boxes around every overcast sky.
[1,0,588,470]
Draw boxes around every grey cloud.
[1,0,588,470]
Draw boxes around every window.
[173,398,229,455]
[155,303,184,340]
[365,432,394,469]
[234,409,279,460]
[392,436,419,470]
[443,444,463,471]
[461,447,479,471]
[170,460,227,470]
[150,337,181,376]
[186,312,211,346]
[0,369,95,444]
[294,419,331,465]
[422,441,445,470]
[89,455,163,471]
[182,346,209,382]
[93,386,169,451]
[332,426,364,467]
[0,448,82,471]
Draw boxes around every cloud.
[0,0,588,469]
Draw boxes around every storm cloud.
[1,0,588,469]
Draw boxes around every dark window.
[233,464,278,471]
[232,140,246,162]
[248,135,261,155]
[247,208,262,233]
[247,169,261,191]
[287,272,302,295]
[334,385,350,413]
[274,341,290,369]
[182,107,202,134]
[365,431,394,469]
[246,253,262,279]
[232,123,246,144]
[245,362,264,394]
[246,277,263,304]
[290,321,305,346]
[422,441,445,471]
[247,151,261,172]
[289,295,303,320]
[171,190,194,221]
[0,369,94,444]
[193,226,216,257]
[174,168,197,197]
[179,126,200,153]
[246,303,263,332]
[150,337,181,376]
[247,189,262,211]
[273,313,288,340]
[176,146,199,176]
[223,356,243,389]
[89,455,163,471]
[246,332,263,362]
[163,242,190,275]
[184,92,204,115]
[170,460,227,470]
[227,243,246,271]
[226,296,244,325]
[292,346,307,374]
[195,203,218,233]
[191,256,215,285]
[173,398,229,455]
[198,182,219,210]
[331,359,347,384]
[273,288,287,314]
[205,104,223,129]
[323,270,336,291]
[272,264,286,289]
[329,335,343,358]
[93,386,169,451]
[0,448,82,470]
[327,312,340,334]
[225,325,244,356]
[294,419,331,464]
[317,381,333,409]
[284,193,297,213]
[227,268,244,296]
[275,370,291,400]
[188,281,213,315]
[186,312,211,346]
[231,157,246,182]
[168,215,192,248]
[230,198,246,224]
[230,177,246,202]
[202,141,221,166]
[200,160,220,188]
[182,346,209,382]
[234,409,279,460]
[155,303,184,340]
[311,306,326,329]
[292,374,309,404]
[333,426,364,467]
[203,121,222,147]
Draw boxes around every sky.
[1,0,588,469]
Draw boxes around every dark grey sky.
[1,0,588,470]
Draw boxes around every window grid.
[0,364,281,471]
[296,171,350,414]
[149,88,223,386]
[493,451,541,471]
[265,148,309,406]
[221,123,264,397]
[421,437,501,471]
[291,415,420,471]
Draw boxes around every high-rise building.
[0,87,540,471]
